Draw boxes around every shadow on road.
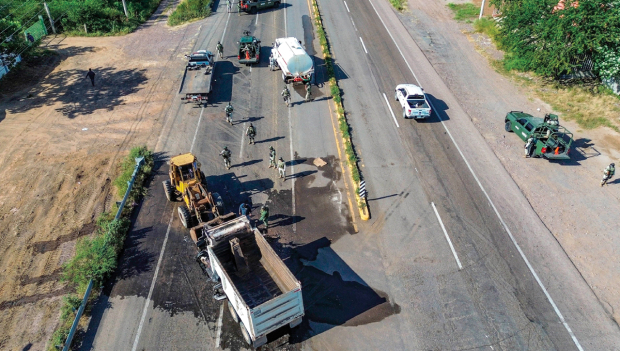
[417,93,450,123]
[255,135,284,144]
[275,238,401,343]
[209,60,239,105]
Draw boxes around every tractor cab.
[163,153,225,228]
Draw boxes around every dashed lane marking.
[432,202,463,270]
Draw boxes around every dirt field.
[0,2,199,349]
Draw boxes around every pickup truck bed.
[212,231,283,308]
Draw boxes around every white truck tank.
[271,37,313,84]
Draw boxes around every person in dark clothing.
[26,33,35,43]
[85,68,95,86]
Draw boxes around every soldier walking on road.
[216,41,224,59]
[524,136,537,158]
[281,85,291,106]
[246,123,256,144]
[220,146,232,169]
[226,0,232,12]
[601,163,615,186]
[85,68,96,86]
[305,82,313,102]
[268,146,276,168]
[277,157,286,179]
[237,0,241,14]
[260,205,269,234]
[225,102,234,125]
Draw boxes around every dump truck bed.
[180,66,214,95]
[211,231,283,308]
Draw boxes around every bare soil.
[0,1,198,349]
[399,0,620,325]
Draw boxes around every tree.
[491,0,620,76]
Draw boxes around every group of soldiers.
[219,144,286,179]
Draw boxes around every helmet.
[250,123,253,127]
[224,146,228,150]
[218,41,221,44]
[279,157,283,161]
[269,146,274,150]
[612,163,615,167]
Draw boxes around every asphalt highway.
[80,0,620,350]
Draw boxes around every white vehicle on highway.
[270,37,314,84]
[395,84,432,119]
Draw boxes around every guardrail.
[61,156,144,351]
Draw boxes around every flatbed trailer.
[180,50,215,106]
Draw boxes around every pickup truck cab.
[395,84,432,119]
[240,0,280,13]
[504,111,573,160]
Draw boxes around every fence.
[61,156,144,351]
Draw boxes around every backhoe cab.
[163,153,225,228]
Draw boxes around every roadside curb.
[311,0,370,221]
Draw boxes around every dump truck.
[504,111,574,160]
[238,31,261,65]
[180,50,215,106]
[191,216,304,348]
[270,37,313,85]
[239,0,280,13]
[163,153,225,228]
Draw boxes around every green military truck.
[239,0,280,13]
[237,31,261,65]
[504,111,574,160]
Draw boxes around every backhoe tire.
[212,192,225,216]
[505,121,512,132]
[178,206,192,228]
[163,180,174,201]
[240,321,252,345]
[228,300,240,323]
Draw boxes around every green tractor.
[504,111,574,160]
[237,31,261,65]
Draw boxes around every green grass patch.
[388,0,406,12]
[447,3,478,21]
[473,17,499,40]
[168,0,212,26]
[48,146,154,350]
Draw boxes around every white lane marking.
[190,107,205,153]
[255,11,259,25]
[382,93,399,128]
[131,211,174,351]
[344,0,350,12]
[284,0,288,36]
[351,18,357,31]
[432,202,462,270]
[215,303,224,348]
[220,9,231,44]
[367,0,583,349]
[287,107,296,233]
[240,122,246,158]
[359,37,368,54]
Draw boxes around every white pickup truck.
[191,216,304,348]
[395,84,432,119]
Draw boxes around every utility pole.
[479,0,486,20]
[43,2,56,34]
[122,0,129,18]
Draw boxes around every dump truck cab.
[504,111,573,160]
[163,153,225,228]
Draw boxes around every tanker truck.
[270,37,313,85]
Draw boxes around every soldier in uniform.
[246,123,256,144]
[524,136,537,158]
[277,157,286,179]
[225,102,233,124]
[281,85,291,106]
[269,146,276,168]
[216,41,224,59]
[601,163,616,186]
[220,146,232,169]
[305,82,313,102]
[259,205,269,234]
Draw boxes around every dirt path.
[399,0,620,325]
[0,1,201,349]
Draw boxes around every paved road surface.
[80,0,620,350]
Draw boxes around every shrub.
[473,17,499,40]
[168,0,212,26]
[447,3,479,21]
